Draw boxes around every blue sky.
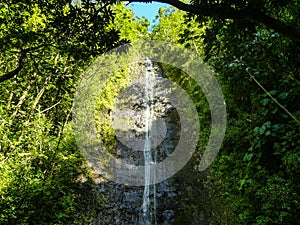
[127,2,169,26]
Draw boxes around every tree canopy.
[0,0,124,83]
[126,0,300,41]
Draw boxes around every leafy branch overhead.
[0,0,123,83]
[126,0,300,41]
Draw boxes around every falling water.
[141,58,157,225]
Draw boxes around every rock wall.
[88,61,216,224]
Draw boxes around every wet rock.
[86,61,215,225]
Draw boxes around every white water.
[141,58,157,225]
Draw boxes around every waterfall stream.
[93,59,215,224]
[141,58,157,225]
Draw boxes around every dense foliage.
[1,0,299,224]
[165,3,300,224]
[203,21,300,224]
[0,1,142,224]
[152,3,300,224]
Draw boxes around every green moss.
[95,66,132,152]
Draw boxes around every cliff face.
[84,61,216,224]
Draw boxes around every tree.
[125,0,300,41]
[0,1,143,224]
[152,3,300,224]
[111,3,150,41]
[175,1,300,224]
[0,0,123,83]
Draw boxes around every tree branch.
[0,44,49,83]
[0,51,27,83]
[126,0,300,41]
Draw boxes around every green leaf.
[278,92,288,100]
[243,153,254,161]
[261,98,269,106]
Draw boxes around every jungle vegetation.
[0,0,299,224]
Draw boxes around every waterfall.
[141,58,157,225]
